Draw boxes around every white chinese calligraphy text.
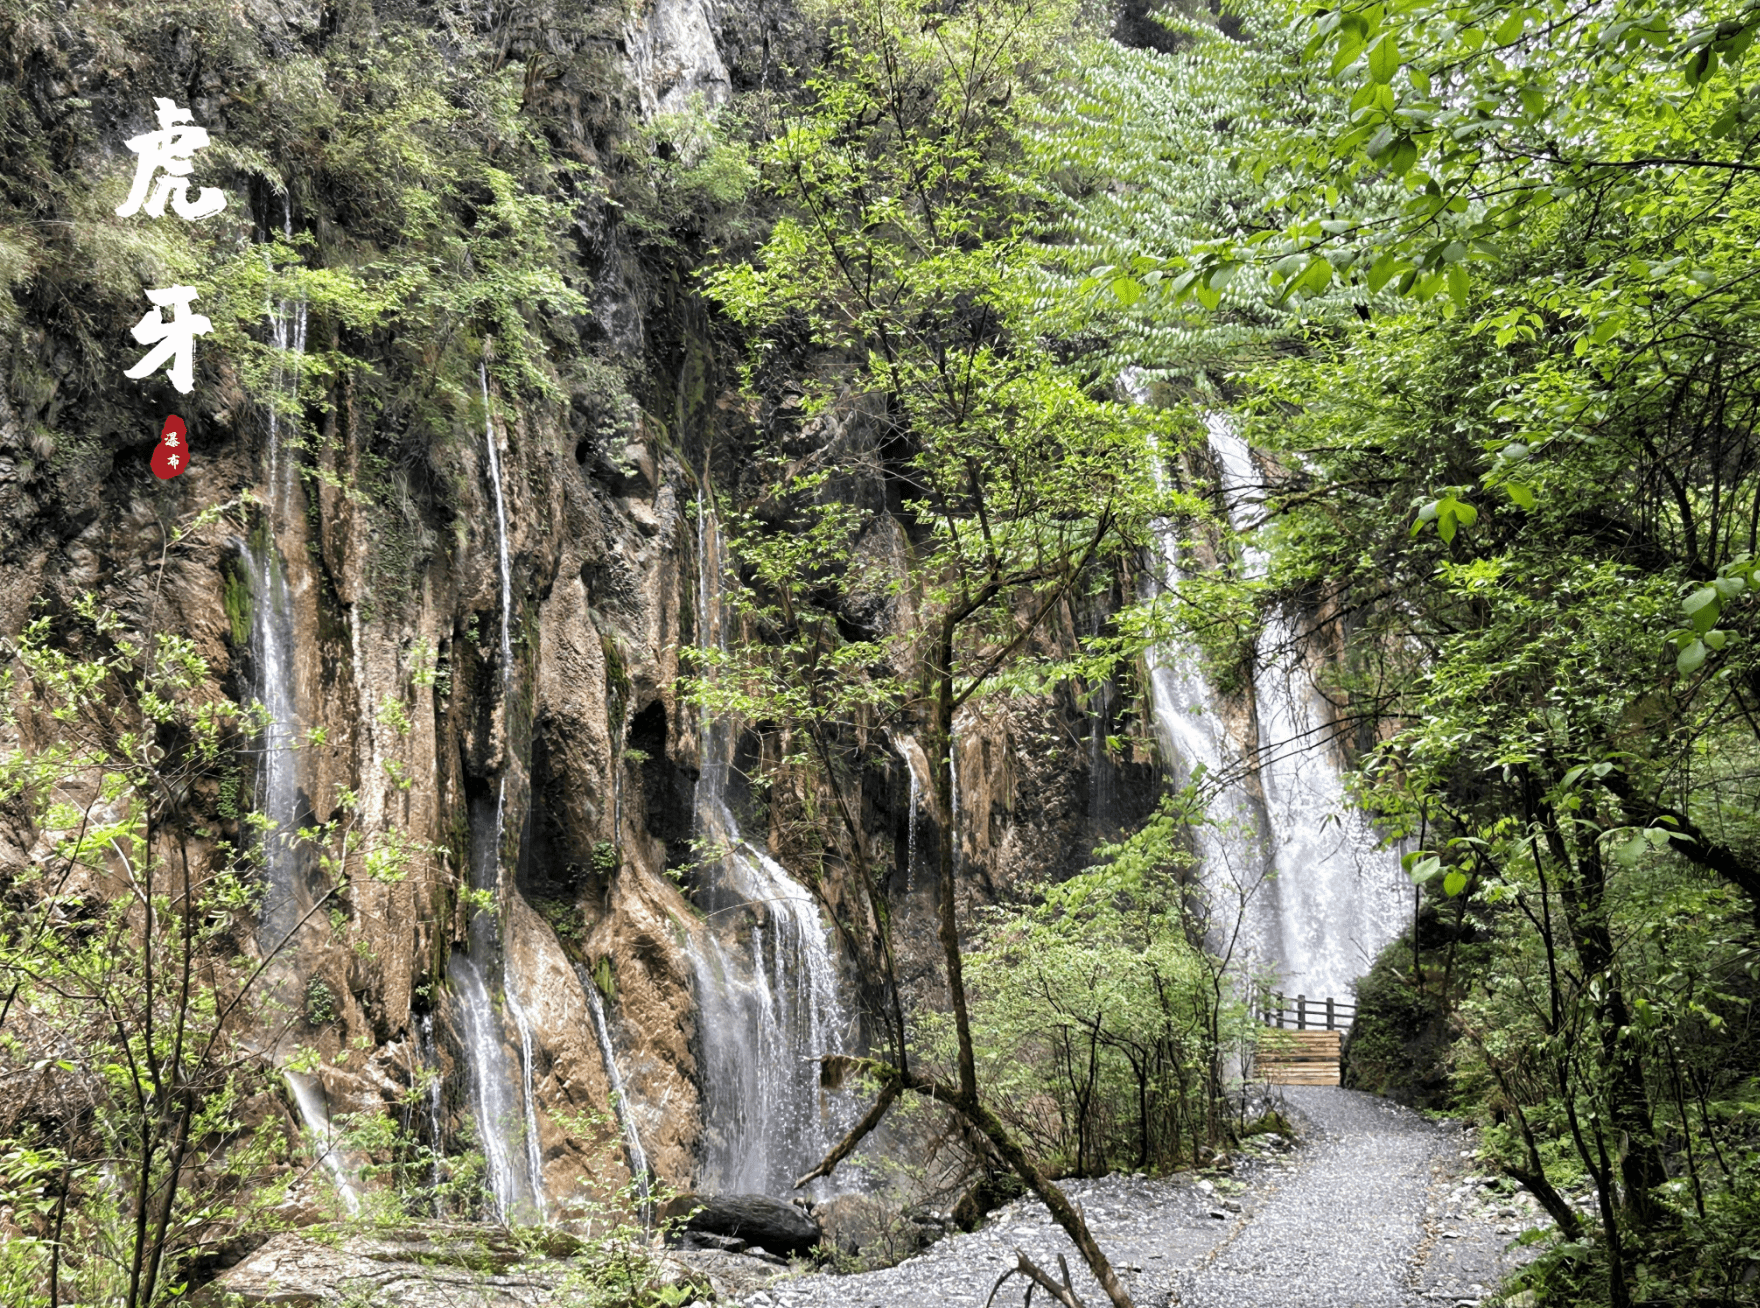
[115,98,226,221]
[125,286,212,394]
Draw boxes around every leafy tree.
[698,0,1212,1302]
[949,850,1232,1179]
[0,515,290,1307]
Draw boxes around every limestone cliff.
[0,0,1155,1221]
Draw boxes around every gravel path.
[1175,1086,1448,1308]
[740,1087,1542,1308]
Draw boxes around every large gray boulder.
[665,1192,824,1258]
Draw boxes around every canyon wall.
[0,0,1161,1217]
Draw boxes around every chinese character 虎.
[125,286,212,394]
[115,98,226,221]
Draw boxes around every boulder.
[664,1192,823,1258]
[190,1230,561,1306]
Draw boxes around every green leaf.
[1110,275,1144,307]
[1506,483,1537,510]
[1446,262,1470,305]
[1442,870,1468,896]
[1494,10,1526,44]
[1677,639,1709,674]
[1368,34,1401,84]
[1366,251,1402,292]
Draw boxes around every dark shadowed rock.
[664,1192,823,1258]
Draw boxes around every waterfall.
[252,199,310,956]
[443,367,550,1222]
[245,534,305,953]
[685,496,860,1196]
[1144,412,1405,1002]
[284,1070,362,1216]
[481,360,515,682]
[1204,421,1405,1000]
[447,945,535,1221]
[905,766,920,893]
[582,973,652,1208]
[502,960,547,1223]
[248,205,367,1209]
[418,1014,446,1195]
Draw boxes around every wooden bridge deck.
[1255,1028,1342,1086]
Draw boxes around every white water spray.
[446,362,550,1222]
[284,1070,362,1216]
[447,945,534,1220]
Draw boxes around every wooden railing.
[1253,989,1354,1086]
[1256,989,1355,1032]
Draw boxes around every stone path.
[746,1087,1544,1308]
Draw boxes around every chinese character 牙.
[125,286,212,394]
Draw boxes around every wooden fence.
[1257,990,1355,1032]
[1253,991,1354,1086]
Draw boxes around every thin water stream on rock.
[284,1070,363,1217]
[445,368,549,1223]
[583,974,652,1209]
[246,217,365,1213]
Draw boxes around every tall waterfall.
[685,500,860,1196]
[445,364,549,1223]
[244,533,304,952]
[247,208,363,1212]
[1148,416,1406,1004]
[252,199,309,956]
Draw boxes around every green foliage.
[0,575,290,1307]
[1342,927,1460,1108]
[304,976,338,1027]
[945,861,1236,1175]
[222,560,253,647]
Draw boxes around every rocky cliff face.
[0,0,1155,1219]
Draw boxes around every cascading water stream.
[246,204,361,1212]
[418,1014,446,1194]
[582,974,652,1209]
[1141,405,1405,1002]
[446,364,549,1222]
[285,1070,362,1217]
[1203,421,1405,999]
[447,942,531,1219]
[253,197,309,956]
[685,496,861,1196]
[905,768,920,893]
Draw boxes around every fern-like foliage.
[1024,3,1383,386]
